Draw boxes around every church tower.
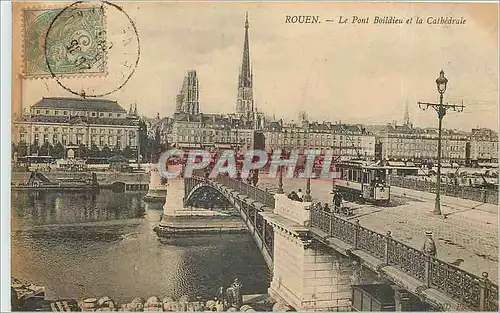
[175,70,200,115]
[236,13,254,116]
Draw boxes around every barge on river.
[11,171,100,191]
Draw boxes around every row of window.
[177,129,253,137]
[32,109,123,118]
[474,152,498,157]
[389,143,465,151]
[267,133,370,141]
[265,144,372,154]
[388,134,468,140]
[267,139,374,147]
[20,126,136,136]
[21,133,137,147]
[177,136,251,143]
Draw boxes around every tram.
[334,160,391,204]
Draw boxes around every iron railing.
[390,175,498,205]
[214,175,276,209]
[309,206,499,311]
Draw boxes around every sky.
[14,2,499,131]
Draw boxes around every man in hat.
[422,231,437,257]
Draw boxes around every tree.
[100,145,111,158]
[123,145,134,159]
[78,144,89,159]
[53,142,65,159]
[112,143,122,155]
[17,142,28,158]
[39,142,54,156]
[138,120,150,162]
[29,142,39,155]
[89,143,100,158]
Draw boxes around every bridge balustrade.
[390,175,498,205]
[330,214,356,246]
[429,257,482,310]
[309,206,499,311]
[387,239,427,281]
[264,224,274,259]
[309,207,330,233]
[215,175,275,209]
[357,226,386,260]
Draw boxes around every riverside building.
[12,97,140,152]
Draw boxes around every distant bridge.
[184,174,498,311]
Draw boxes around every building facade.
[12,97,140,152]
[469,128,498,163]
[369,122,469,164]
[264,119,376,158]
[169,114,256,149]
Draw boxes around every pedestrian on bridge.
[333,191,343,213]
[323,203,331,213]
[296,189,304,201]
[288,191,301,202]
[422,231,437,257]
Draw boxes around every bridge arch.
[111,181,126,193]
[184,181,233,210]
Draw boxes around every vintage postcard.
[7,1,499,312]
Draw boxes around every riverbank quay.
[11,278,46,311]
[12,283,272,312]
[11,170,150,191]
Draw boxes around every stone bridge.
[184,174,498,312]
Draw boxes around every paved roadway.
[257,177,499,284]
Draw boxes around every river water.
[11,190,269,302]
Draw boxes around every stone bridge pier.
[262,195,372,312]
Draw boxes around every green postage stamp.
[22,5,106,78]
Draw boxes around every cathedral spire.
[236,12,253,114]
[239,12,251,89]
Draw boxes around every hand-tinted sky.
[16,2,498,131]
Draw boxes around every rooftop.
[32,97,127,113]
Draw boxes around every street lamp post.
[418,70,464,216]
[277,165,284,194]
[304,176,312,202]
[434,72,447,216]
[304,127,312,202]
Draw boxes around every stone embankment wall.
[11,171,149,185]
